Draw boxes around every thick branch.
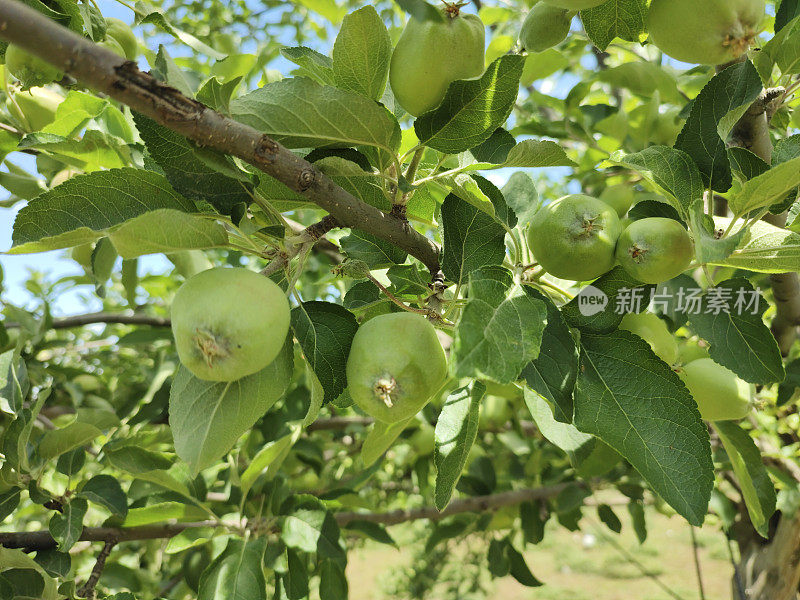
[0,0,440,273]
[729,88,799,355]
[4,312,171,329]
[0,484,570,551]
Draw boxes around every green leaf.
[0,488,21,524]
[521,289,579,423]
[37,422,103,461]
[434,382,485,510]
[9,168,193,254]
[502,139,577,168]
[758,13,800,76]
[575,331,713,526]
[230,77,400,168]
[609,146,703,219]
[291,302,358,404]
[674,61,763,192]
[340,230,407,268]
[0,549,58,600]
[360,417,414,467]
[109,209,228,258]
[628,500,647,543]
[284,549,309,600]
[33,549,71,578]
[596,61,682,103]
[440,194,506,285]
[240,428,300,497]
[386,264,429,297]
[319,559,348,600]
[332,6,391,101]
[506,543,543,587]
[488,539,511,577]
[689,200,747,264]
[395,0,444,22]
[581,0,648,51]
[0,350,24,415]
[501,172,540,224]
[729,157,800,216]
[716,218,800,273]
[562,267,652,334]
[197,537,268,600]
[415,55,525,154]
[452,267,546,383]
[686,279,785,385]
[18,131,130,171]
[134,113,253,215]
[169,337,294,474]
[713,421,776,538]
[280,495,346,566]
[597,504,622,533]
[293,0,347,22]
[281,47,336,85]
[79,475,128,518]
[524,388,594,465]
[123,502,208,526]
[341,520,396,547]
[48,497,87,552]
[728,147,769,182]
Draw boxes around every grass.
[346,500,734,600]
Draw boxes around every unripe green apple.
[678,358,752,421]
[615,218,694,284]
[647,0,765,65]
[408,423,435,456]
[519,3,572,53]
[7,86,63,131]
[5,45,63,87]
[389,7,485,116]
[599,184,635,217]
[51,168,79,188]
[105,18,138,60]
[98,37,126,58]
[542,0,607,9]
[618,312,678,365]
[678,339,710,364]
[346,313,448,423]
[528,194,622,281]
[171,268,291,381]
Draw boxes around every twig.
[76,539,116,599]
[0,484,570,551]
[4,312,171,330]
[689,525,707,600]
[0,0,441,274]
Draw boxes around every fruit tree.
[1,0,800,598]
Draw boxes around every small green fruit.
[528,194,622,281]
[647,0,765,65]
[519,3,571,53]
[7,86,63,131]
[389,7,485,116]
[98,37,126,58]
[678,358,752,421]
[542,0,606,9]
[599,184,635,217]
[5,45,62,87]
[171,268,291,382]
[105,18,138,60]
[678,339,711,364]
[346,313,447,423]
[615,218,694,284]
[618,312,678,365]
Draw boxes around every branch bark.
[0,484,571,551]
[5,312,171,329]
[0,0,440,274]
[728,79,800,600]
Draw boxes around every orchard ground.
[347,499,732,600]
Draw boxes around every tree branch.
[729,87,800,355]
[4,312,171,330]
[0,484,570,551]
[76,539,116,600]
[0,0,440,274]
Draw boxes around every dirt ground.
[346,502,733,600]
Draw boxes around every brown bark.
[0,0,440,273]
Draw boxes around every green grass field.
[346,502,734,600]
